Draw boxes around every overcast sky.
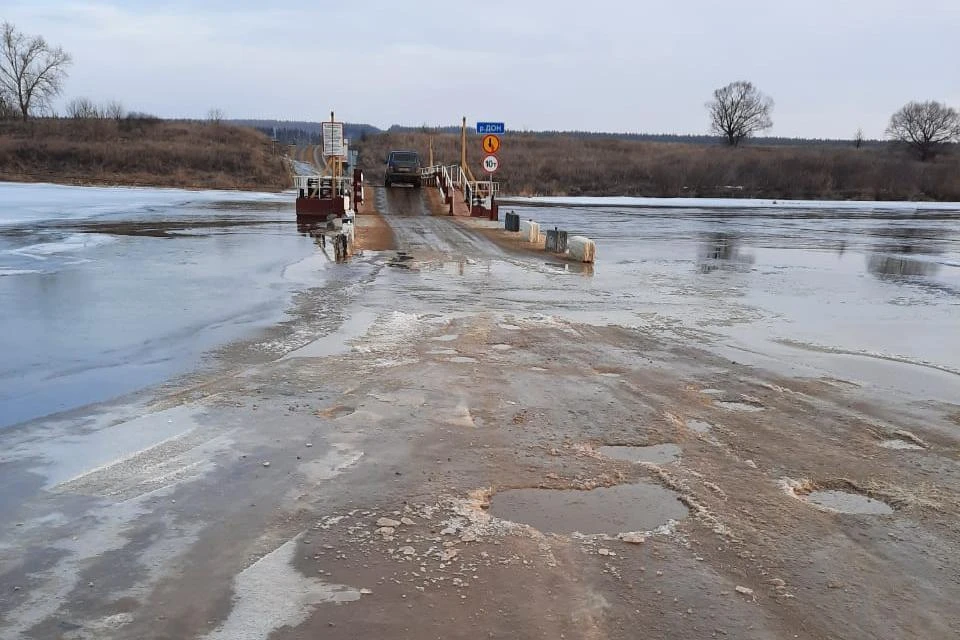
[4,0,959,138]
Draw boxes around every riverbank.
[355,131,960,202]
[0,118,290,191]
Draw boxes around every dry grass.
[355,131,960,201]
[0,118,291,191]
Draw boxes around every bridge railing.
[294,175,353,198]
[421,164,500,211]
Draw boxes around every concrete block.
[568,236,596,263]
[519,220,540,243]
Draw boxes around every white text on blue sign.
[476,122,505,135]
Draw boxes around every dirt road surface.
[1,188,958,639]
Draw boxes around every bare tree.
[207,107,224,125]
[0,91,15,119]
[854,127,864,149]
[0,22,72,121]
[103,100,124,120]
[886,100,960,161]
[65,96,100,119]
[707,81,774,147]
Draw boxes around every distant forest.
[229,120,886,149]
[230,120,381,146]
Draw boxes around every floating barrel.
[519,220,540,243]
[568,236,596,263]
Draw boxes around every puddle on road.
[430,335,459,342]
[715,399,765,412]
[491,344,513,351]
[447,356,477,364]
[879,439,925,450]
[686,419,713,434]
[489,482,688,535]
[806,490,894,515]
[599,444,681,465]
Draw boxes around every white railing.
[446,164,499,206]
[294,175,353,198]
[415,164,499,210]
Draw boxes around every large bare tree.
[886,100,960,161]
[707,81,774,147]
[0,22,72,120]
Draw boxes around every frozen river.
[503,199,960,402]
[3,182,959,430]
[0,182,326,428]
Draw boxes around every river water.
[504,200,960,402]
[3,182,959,429]
[0,182,326,428]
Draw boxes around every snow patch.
[202,534,360,640]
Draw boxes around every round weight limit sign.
[482,154,500,173]
[481,134,501,155]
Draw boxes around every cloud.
[3,0,959,137]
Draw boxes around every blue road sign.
[476,122,505,135]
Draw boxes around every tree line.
[708,80,959,161]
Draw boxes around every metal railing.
[417,164,500,210]
[294,175,353,198]
[447,164,499,208]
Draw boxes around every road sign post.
[482,155,500,173]
[477,122,504,221]
[481,134,501,155]
[322,121,345,158]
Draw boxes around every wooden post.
[461,116,467,173]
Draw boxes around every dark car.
[385,150,422,188]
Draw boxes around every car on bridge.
[385,150,422,188]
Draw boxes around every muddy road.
[1,188,958,639]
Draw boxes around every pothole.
[686,419,713,434]
[782,478,894,515]
[878,439,925,450]
[599,444,681,465]
[387,252,417,270]
[715,397,764,412]
[807,490,893,515]
[488,483,688,535]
